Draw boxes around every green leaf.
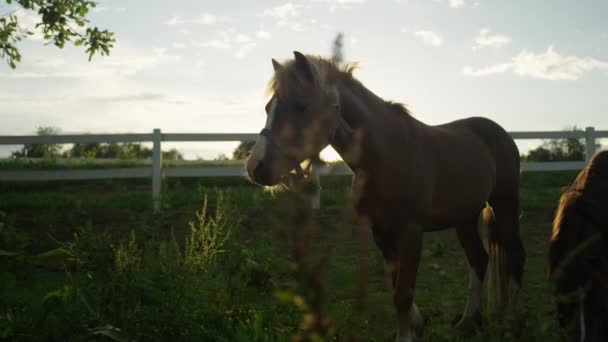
[37,247,74,258]
[42,285,71,304]
[0,0,115,68]
[274,290,294,302]
[0,326,15,339]
[89,325,127,342]
[0,249,18,256]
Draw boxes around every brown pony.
[548,150,608,342]
[246,52,525,341]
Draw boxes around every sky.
[1,0,607,159]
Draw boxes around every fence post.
[152,128,162,210]
[311,162,321,209]
[585,126,596,163]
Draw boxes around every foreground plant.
[1,0,115,68]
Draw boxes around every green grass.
[0,171,578,341]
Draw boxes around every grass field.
[0,171,576,341]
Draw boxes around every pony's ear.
[293,51,314,82]
[272,58,283,72]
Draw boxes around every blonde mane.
[548,150,608,276]
[265,52,415,121]
[266,55,358,99]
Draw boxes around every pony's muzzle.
[247,135,274,185]
[247,149,281,186]
[246,134,298,186]
[250,160,276,186]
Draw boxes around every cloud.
[0,46,181,79]
[86,93,166,103]
[234,34,252,44]
[165,13,231,26]
[0,94,67,103]
[414,30,442,47]
[261,3,299,18]
[194,60,206,70]
[260,3,327,32]
[448,0,465,8]
[319,0,365,3]
[311,0,366,12]
[236,43,257,58]
[255,30,272,39]
[93,6,127,13]
[463,46,608,80]
[0,92,184,106]
[32,57,67,68]
[191,40,232,49]
[189,29,263,57]
[277,19,306,31]
[462,64,512,77]
[473,29,511,50]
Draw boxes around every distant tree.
[232,141,255,160]
[522,126,601,162]
[119,142,152,160]
[1,0,115,68]
[11,126,61,159]
[162,148,183,161]
[215,153,229,161]
[63,141,184,160]
[64,141,100,158]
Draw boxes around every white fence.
[1,127,606,209]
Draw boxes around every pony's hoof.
[395,323,424,342]
[411,313,425,337]
[453,313,481,335]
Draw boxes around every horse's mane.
[548,150,608,279]
[266,55,358,99]
[266,54,413,117]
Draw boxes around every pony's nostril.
[253,161,270,185]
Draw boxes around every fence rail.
[1,127,606,209]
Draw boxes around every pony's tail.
[482,204,509,314]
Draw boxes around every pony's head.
[547,153,608,342]
[565,150,608,202]
[247,51,347,186]
[583,150,608,193]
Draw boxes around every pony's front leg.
[393,221,424,342]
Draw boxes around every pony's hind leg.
[393,221,424,342]
[487,195,526,333]
[454,212,489,332]
[372,221,424,341]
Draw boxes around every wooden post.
[152,128,162,210]
[585,126,596,163]
[311,162,321,209]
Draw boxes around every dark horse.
[246,52,525,341]
[548,150,608,342]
